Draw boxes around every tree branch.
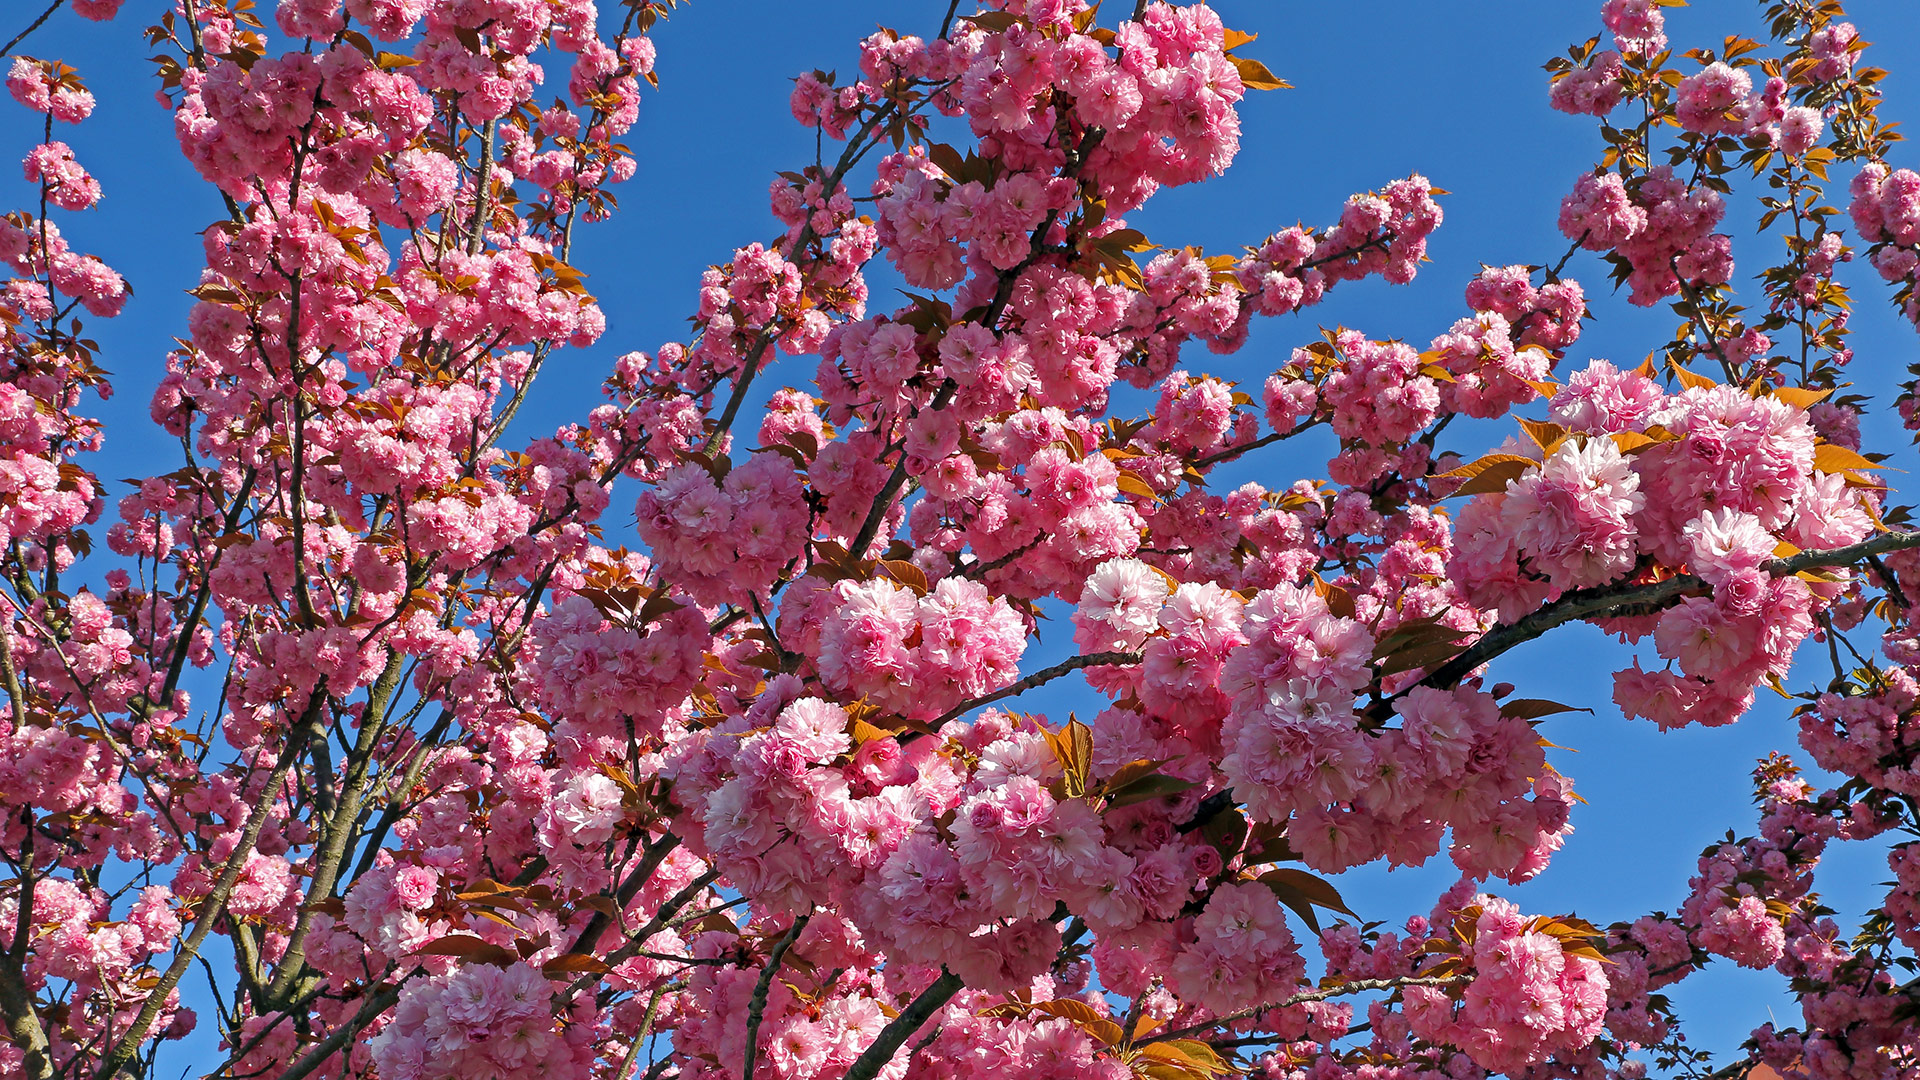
[845,123,1105,560]
[264,652,414,1007]
[1373,529,1920,720]
[1152,975,1470,1043]
[1192,419,1322,471]
[0,603,27,728]
[743,912,811,1080]
[267,980,405,1080]
[0,808,52,1080]
[693,93,907,462]
[843,969,963,1080]
[937,0,964,39]
[0,0,65,62]
[932,650,1142,728]
[0,963,52,1080]
[96,688,328,1080]
[565,835,685,958]
[567,868,723,1002]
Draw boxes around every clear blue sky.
[8,0,1920,1068]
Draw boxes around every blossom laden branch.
[1391,529,1920,713]
[1153,975,1474,1043]
[99,690,328,1080]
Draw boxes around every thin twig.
[0,0,65,61]
[96,690,330,1079]
[936,0,965,39]
[1152,975,1470,1042]
[931,650,1142,728]
[1193,419,1322,471]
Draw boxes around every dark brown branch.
[846,381,953,559]
[1374,529,1920,720]
[937,0,965,39]
[565,835,684,957]
[566,868,724,1002]
[0,0,64,61]
[932,650,1142,728]
[1868,553,1910,610]
[1192,418,1323,471]
[842,969,963,1080]
[847,123,1105,559]
[962,536,1045,580]
[696,95,905,460]
[743,912,811,1080]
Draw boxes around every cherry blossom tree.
[1,0,1919,1078]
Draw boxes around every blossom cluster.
[1443,364,1874,729]
[1851,163,1920,327]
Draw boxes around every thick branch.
[843,969,964,1080]
[0,606,26,728]
[0,962,52,1080]
[466,120,495,255]
[264,652,412,1007]
[936,0,964,39]
[742,912,811,1080]
[0,811,51,1080]
[268,980,404,1080]
[346,709,455,882]
[1375,529,1920,719]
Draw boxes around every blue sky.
[9,0,1920,1068]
